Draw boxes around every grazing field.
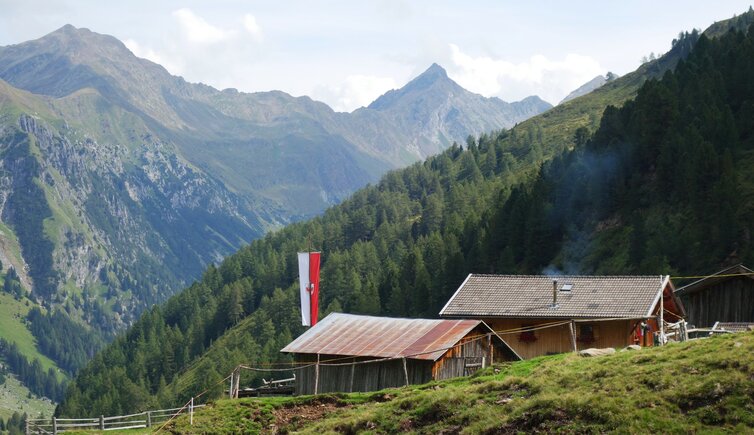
[155,332,754,434]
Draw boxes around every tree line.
[0,411,27,435]
[0,339,65,402]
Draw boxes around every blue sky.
[1,1,752,110]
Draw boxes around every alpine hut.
[674,264,754,327]
[440,274,685,359]
[281,312,518,395]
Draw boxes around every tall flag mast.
[297,251,321,326]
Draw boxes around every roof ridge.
[329,312,450,323]
[469,273,665,279]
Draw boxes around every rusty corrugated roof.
[280,313,483,361]
[440,274,668,319]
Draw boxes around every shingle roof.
[440,274,668,319]
[281,313,483,361]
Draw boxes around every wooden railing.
[26,403,205,434]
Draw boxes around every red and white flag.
[298,252,321,326]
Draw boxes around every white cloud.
[123,38,183,75]
[446,43,604,104]
[313,75,398,112]
[173,8,233,45]
[242,14,263,41]
[120,8,269,94]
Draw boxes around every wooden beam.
[233,369,238,399]
[314,354,320,395]
[229,371,234,399]
[660,280,665,346]
[402,357,409,386]
[349,358,356,393]
[488,334,493,365]
[569,321,577,352]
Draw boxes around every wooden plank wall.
[484,319,635,359]
[292,354,433,395]
[680,278,754,327]
[433,333,490,380]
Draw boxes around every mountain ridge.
[558,73,618,105]
[0,23,551,411]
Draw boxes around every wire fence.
[26,403,206,434]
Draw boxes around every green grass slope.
[160,332,754,434]
[0,375,55,421]
[0,292,64,419]
[0,293,58,374]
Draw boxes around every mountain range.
[0,25,550,325]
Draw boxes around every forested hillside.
[57,13,754,418]
[490,28,754,276]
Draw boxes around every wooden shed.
[440,274,685,359]
[675,264,754,327]
[281,313,518,395]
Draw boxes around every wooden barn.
[281,313,518,395]
[675,264,754,327]
[440,274,686,359]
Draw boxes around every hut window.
[578,324,595,344]
[519,325,537,342]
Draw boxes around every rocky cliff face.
[0,94,260,328]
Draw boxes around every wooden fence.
[25,403,205,434]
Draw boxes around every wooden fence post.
[146,411,152,428]
[229,369,235,398]
[349,358,356,393]
[314,354,320,395]
[25,417,29,435]
[488,334,493,366]
[569,321,578,352]
[190,397,194,426]
[52,417,57,435]
[660,285,665,346]
[100,415,105,430]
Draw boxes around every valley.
[2,5,754,433]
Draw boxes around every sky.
[0,1,752,112]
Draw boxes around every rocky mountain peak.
[404,63,453,91]
[28,24,130,60]
[418,63,449,80]
[367,63,456,111]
